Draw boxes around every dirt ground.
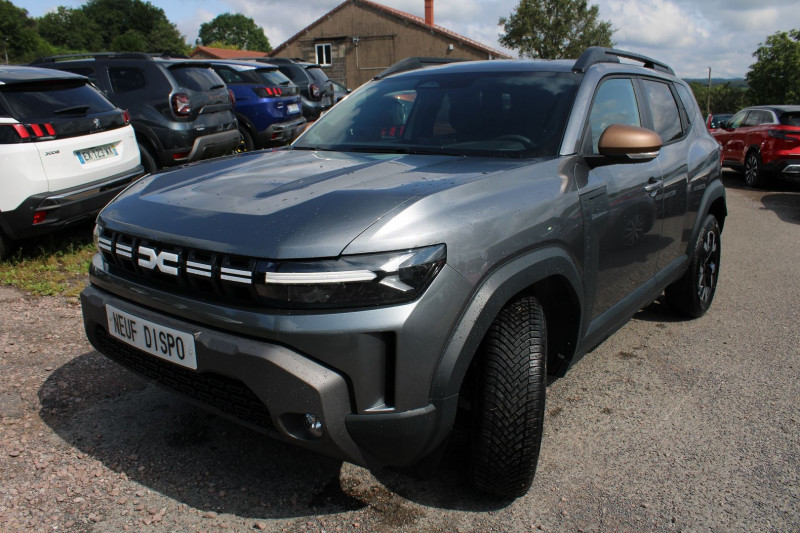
[1,176,799,532]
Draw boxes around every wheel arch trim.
[430,246,585,404]
[690,178,727,243]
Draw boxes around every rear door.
[638,77,691,272]
[580,77,664,323]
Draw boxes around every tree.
[499,0,614,59]
[688,81,748,115]
[0,0,40,63]
[746,29,800,105]
[80,0,188,54]
[198,13,271,52]
[38,7,103,52]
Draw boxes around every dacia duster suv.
[31,53,240,173]
[81,48,727,498]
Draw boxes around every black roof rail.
[573,47,675,75]
[29,52,155,65]
[375,56,468,80]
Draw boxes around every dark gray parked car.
[81,48,727,498]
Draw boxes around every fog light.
[304,414,324,438]
[32,210,47,224]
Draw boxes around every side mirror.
[598,124,662,162]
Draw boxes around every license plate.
[288,103,300,114]
[76,143,118,164]
[106,305,197,370]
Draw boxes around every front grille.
[95,326,274,431]
[97,228,261,306]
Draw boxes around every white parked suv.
[0,66,142,258]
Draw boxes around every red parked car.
[711,105,800,187]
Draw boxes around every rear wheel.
[138,143,157,174]
[666,214,721,318]
[0,230,14,260]
[470,295,547,498]
[238,127,254,152]
[744,150,767,188]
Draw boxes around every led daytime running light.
[266,270,377,285]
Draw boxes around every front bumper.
[80,260,466,468]
[0,166,144,240]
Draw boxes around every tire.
[0,230,13,260]
[665,214,721,318]
[238,127,254,152]
[138,143,158,174]
[744,150,767,188]
[470,295,547,498]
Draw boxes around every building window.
[315,43,332,66]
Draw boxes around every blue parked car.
[206,60,306,150]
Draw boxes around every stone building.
[269,0,510,89]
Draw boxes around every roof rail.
[29,52,155,65]
[573,47,674,75]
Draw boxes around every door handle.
[644,177,662,193]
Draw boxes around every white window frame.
[315,43,332,66]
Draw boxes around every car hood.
[99,149,528,259]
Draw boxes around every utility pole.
[707,66,712,115]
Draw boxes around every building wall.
[272,1,500,89]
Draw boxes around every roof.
[190,46,271,60]
[270,0,511,59]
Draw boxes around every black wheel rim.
[745,154,758,185]
[697,228,719,303]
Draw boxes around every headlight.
[256,244,446,309]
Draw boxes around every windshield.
[294,69,580,158]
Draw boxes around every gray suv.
[81,48,726,498]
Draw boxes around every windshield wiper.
[54,105,90,115]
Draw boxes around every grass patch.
[0,222,95,298]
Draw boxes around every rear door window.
[109,67,146,93]
[108,67,147,93]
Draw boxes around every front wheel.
[470,295,547,498]
[665,214,721,318]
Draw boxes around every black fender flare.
[689,178,727,246]
[431,245,585,403]
[131,123,162,164]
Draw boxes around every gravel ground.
[1,173,799,532]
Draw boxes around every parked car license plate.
[288,103,300,114]
[76,143,118,164]
[105,305,197,370]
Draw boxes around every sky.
[15,0,800,79]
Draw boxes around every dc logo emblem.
[137,246,179,275]
[93,118,101,129]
